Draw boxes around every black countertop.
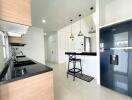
[0,57,53,85]
[65,52,97,56]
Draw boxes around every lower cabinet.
[0,71,54,100]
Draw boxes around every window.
[0,31,9,60]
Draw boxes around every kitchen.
[0,0,132,100]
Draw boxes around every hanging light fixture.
[78,14,83,36]
[69,19,74,40]
[89,7,96,34]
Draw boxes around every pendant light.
[70,19,74,40]
[78,14,84,36]
[89,7,96,34]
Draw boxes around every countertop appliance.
[100,20,132,97]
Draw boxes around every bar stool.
[67,53,83,81]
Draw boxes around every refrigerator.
[100,20,132,97]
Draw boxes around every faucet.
[19,51,24,56]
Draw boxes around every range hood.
[8,36,26,46]
[9,43,26,46]
[0,20,29,35]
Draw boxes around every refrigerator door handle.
[110,47,132,50]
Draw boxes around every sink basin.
[14,60,36,67]
[16,55,26,58]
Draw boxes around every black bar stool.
[67,53,83,81]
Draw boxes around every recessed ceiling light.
[42,19,46,23]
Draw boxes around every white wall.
[45,32,58,63]
[22,27,45,64]
[106,0,132,24]
[100,0,132,26]
[57,17,97,63]
[95,0,100,84]
[58,18,97,52]
[99,0,106,26]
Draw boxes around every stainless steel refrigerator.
[100,20,132,97]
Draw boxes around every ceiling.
[31,0,96,32]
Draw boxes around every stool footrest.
[67,68,82,73]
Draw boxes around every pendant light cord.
[70,19,73,34]
[78,14,83,36]
[79,14,81,32]
[70,19,74,40]
[80,16,81,32]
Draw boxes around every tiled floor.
[46,62,132,100]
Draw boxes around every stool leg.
[67,61,70,78]
[80,61,83,75]
[67,72,68,78]
[73,62,76,81]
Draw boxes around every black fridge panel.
[100,21,130,49]
[101,49,129,95]
[100,20,132,97]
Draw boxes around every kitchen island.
[0,57,54,100]
[65,52,97,79]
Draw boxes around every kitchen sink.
[14,60,36,67]
[16,55,26,58]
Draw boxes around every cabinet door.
[100,28,114,49]
[0,0,31,26]
[101,49,129,95]
[100,22,129,49]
